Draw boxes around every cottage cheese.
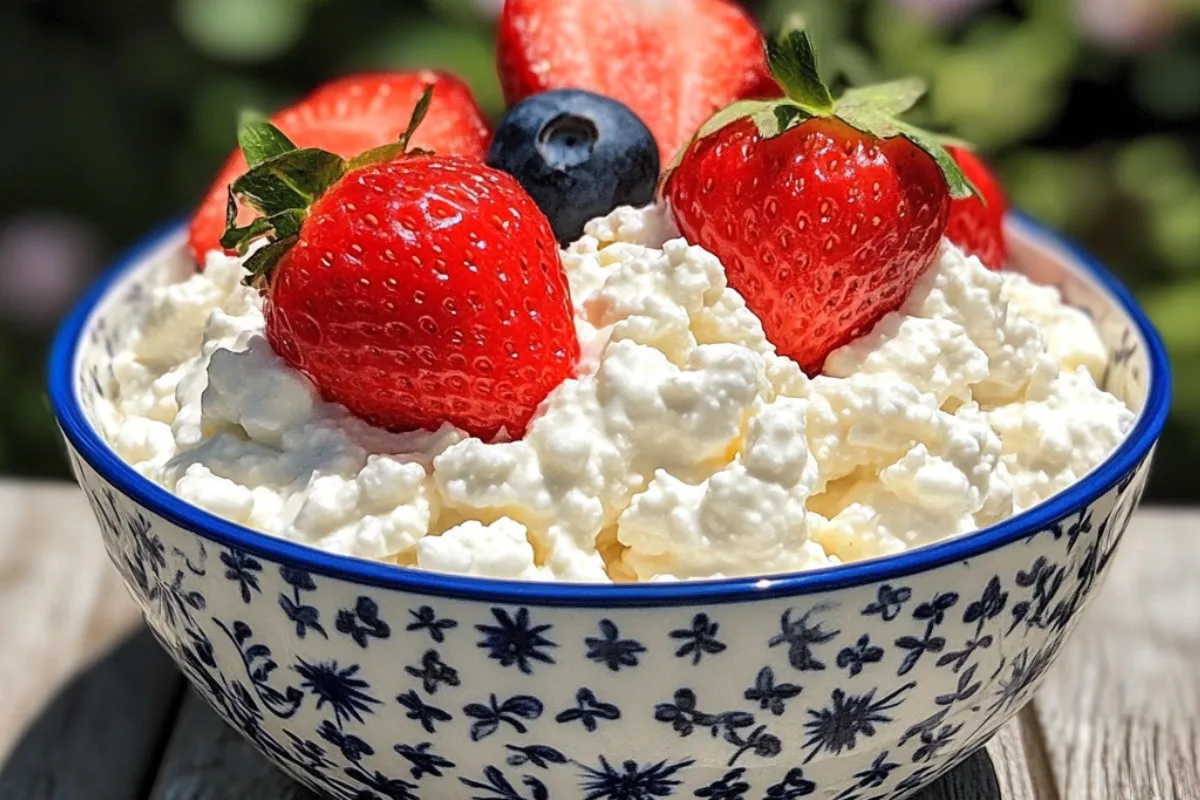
[99,204,1135,582]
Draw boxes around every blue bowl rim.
[48,213,1172,608]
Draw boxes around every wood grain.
[986,712,1057,800]
[148,691,318,800]
[1035,508,1200,800]
[0,480,144,764]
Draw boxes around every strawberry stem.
[766,17,834,116]
[398,85,433,151]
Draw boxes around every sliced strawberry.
[497,0,777,164]
[945,146,1008,270]
[188,71,491,265]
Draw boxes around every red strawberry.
[223,91,578,439]
[188,72,491,265]
[666,24,975,374]
[497,0,777,165]
[945,146,1008,270]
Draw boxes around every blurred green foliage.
[0,0,1197,500]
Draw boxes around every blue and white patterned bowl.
[49,215,1169,800]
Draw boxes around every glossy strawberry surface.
[264,157,578,439]
[945,146,1009,270]
[189,72,491,264]
[667,117,950,374]
[497,0,776,164]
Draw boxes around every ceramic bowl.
[49,215,1169,800]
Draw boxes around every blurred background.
[0,0,1196,499]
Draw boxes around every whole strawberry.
[946,145,1009,270]
[189,72,491,264]
[666,24,976,374]
[223,89,579,440]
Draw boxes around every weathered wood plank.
[986,712,1056,800]
[149,690,319,800]
[1035,509,1200,800]
[0,629,184,799]
[0,480,145,763]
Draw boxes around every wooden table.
[0,480,1196,800]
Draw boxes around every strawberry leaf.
[232,148,348,216]
[829,79,979,201]
[265,207,306,240]
[231,171,304,216]
[348,143,405,171]
[830,102,903,140]
[220,216,275,253]
[836,79,927,120]
[243,236,299,288]
[894,121,979,201]
[237,113,298,169]
[766,18,835,116]
[220,209,306,254]
[702,100,804,142]
[773,104,809,135]
[225,186,238,231]
[661,98,814,180]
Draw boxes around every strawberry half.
[666,23,976,374]
[188,72,491,264]
[222,89,579,440]
[945,146,1008,270]
[497,0,777,164]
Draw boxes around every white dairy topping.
[100,205,1134,582]
[417,518,555,581]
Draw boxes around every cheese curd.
[99,205,1135,582]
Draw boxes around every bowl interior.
[1004,217,1151,412]
[51,215,1170,605]
[71,218,1155,439]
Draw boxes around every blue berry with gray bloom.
[487,89,660,244]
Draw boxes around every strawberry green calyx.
[677,19,978,200]
[765,21,834,116]
[221,85,437,286]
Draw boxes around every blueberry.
[487,90,660,245]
